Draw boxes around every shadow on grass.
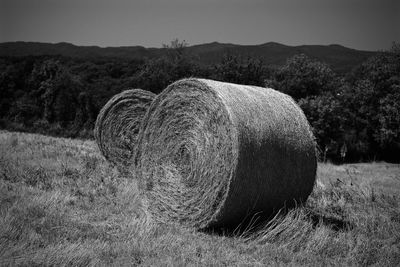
[201,207,354,237]
[307,210,354,231]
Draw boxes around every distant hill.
[0,41,376,73]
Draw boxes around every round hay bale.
[135,78,317,229]
[94,89,155,167]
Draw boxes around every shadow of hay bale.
[307,210,354,231]
[201,206,354,237]
[134,78,317,230]
[200,210,284,236]
[94,89,155,168]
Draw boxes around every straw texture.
[135,78,317,229]
[94,89,155,167]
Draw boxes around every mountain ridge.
[0,41,376,73]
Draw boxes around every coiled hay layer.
[94,89,155,167]
[135,78,317,229]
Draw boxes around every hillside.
[1,130,399,265]
[0,41,376,73]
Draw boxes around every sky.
[1,0,399,51]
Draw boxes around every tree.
[338,80,378,160]
[135,57,175,93]
[136,39,200,93]
[342,43,400,161]
[8,94,40,125]
[271,54,339,100]
[73,91,96,136]
[373,84,400,162]
[162,38,189,60]
[298,92,344,160]
[213,53,266,86]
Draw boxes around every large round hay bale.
[135,78,317,229]
[94,89,155,167]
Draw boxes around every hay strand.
[94,89,155,167]
[134,78,317,229]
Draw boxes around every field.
[0,130,399,266]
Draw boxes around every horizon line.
[0,40,383,52]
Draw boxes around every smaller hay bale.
[134,78,317,229]
[94,89,155,167]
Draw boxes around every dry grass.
[135,78,317,229]
[0,130,399,266]
[94,89,155,168]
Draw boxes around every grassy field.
[0,130,399,266]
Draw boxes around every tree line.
[1,41,399,162]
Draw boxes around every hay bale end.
[94,89,155,167]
